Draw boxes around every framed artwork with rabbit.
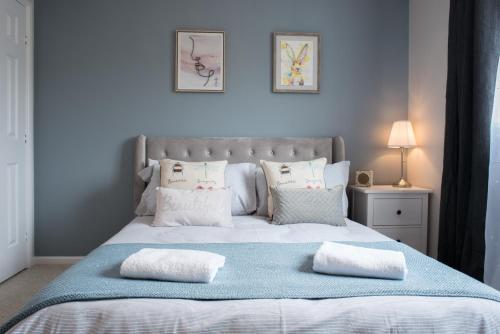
[273,32,320,93]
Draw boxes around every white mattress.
[9,216,500,333]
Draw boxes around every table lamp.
[387,120,416,188]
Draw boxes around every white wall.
[408,0,450,258]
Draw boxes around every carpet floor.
[0,264,69,325]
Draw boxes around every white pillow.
[152,187,232,227]
[135,159,161,216]
[255,167,268,216]
[260,158,327,217]
[324,161,350,217]
[225,163,257,215]
[160,159,227,190]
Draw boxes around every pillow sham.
[270,186,345,226]
[152,187,232,227]
[324,161,350,217]
[160,159,227,190]
[260,158,327,217]
[255,167,269,216]
[225,163,257,215]
[135,159,160,216]
[137,158,159,183]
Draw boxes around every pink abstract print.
[177,31,224,92]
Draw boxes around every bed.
[3,136,500,333]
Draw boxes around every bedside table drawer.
[375,227,424,251]
[350,185,430,254]
[372,198,422,226]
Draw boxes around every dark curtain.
[438,0,500,280]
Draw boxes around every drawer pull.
[396,210,402,215]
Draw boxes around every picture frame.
[175,30,225,92]
[273,32,320,93]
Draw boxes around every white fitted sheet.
[9,216,500,334]
[104,215,391,245]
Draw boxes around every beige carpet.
[0,264,69,325]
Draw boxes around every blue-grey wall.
[35,0,409,255]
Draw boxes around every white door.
[0,0,28,283]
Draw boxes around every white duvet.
[9,216,500,333]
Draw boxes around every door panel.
[7,162,19,247]
[6,54,19,138]
[0,0,27,283]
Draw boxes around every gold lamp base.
[393,178,412,188]
[391,147,412,188]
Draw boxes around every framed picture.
[175,30,225,92]
[273,32,320,93]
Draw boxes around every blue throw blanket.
[2,241,500,333]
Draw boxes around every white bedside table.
[350,185,432,253]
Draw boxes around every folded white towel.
[313,242,408,280]
[120,248,225,283]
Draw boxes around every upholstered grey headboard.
[134,135,345,208]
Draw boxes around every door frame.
[15,0,34,267]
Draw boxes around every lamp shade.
[387,120,417,148]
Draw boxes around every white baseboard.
[33,256,83,265]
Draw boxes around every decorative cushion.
[260,158,327,217]
[270,186,345,226]
[324,161,350,217]
[160,159,227,190]
[152,187,232,227]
